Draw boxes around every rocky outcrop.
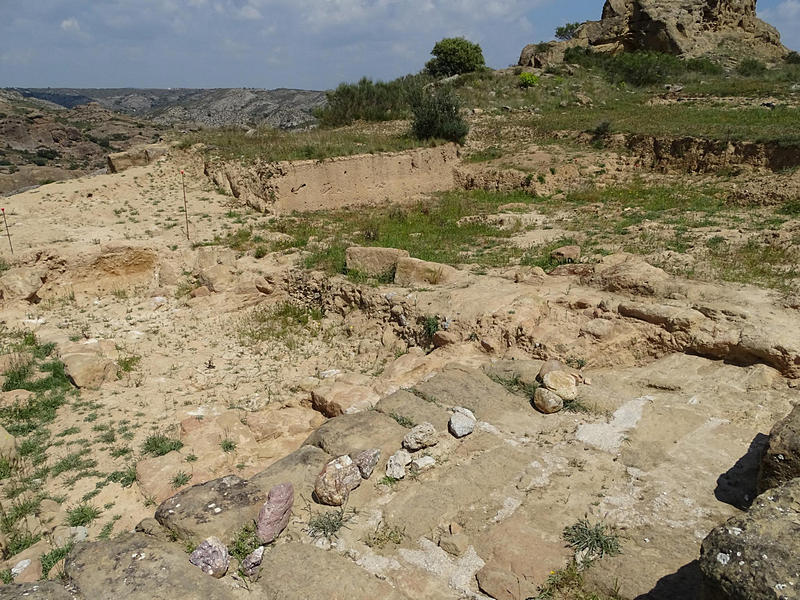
[519,0,788,67]
[758,405,800,493]
[700,478,800,600]
[106,143,169,174]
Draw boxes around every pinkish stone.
[256,482,294,544]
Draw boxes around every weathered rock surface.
[64,533,233,599]
[314,455,362,506]
[758,404,800,493]
[700,478,800,600]
[156,446,329,545]
[253,543,409,599]
[374,389,451,432]
[256,482,293,544]
[303,410,406,463]
[345,246,409,277]
[189,536,229,579]
[402,422,438,451]
[107,144,168,174]
[394,257,462,286]
[240,546,264,578]
[310,380,380,417]
[0,582,77,599]
[0,425,18,462]
[352,448,381,479]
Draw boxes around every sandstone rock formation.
[519,0,788,68]
[758,405,800,493]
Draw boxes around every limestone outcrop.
[519,0,788,68]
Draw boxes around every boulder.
[256,482,293,544]
[61,353,116,389]
[542,371,578,401]
[533,388,563,414]
[345,246,409,277]
[65,533,231,599]
[700,478,800,600]
[0,268,44,302]
[449,409,476,438]
[106,143,168,173]
[2,540,49,584]
[313,455,362,506]
[189,536,229,579]
[432,330,459,348]
[394,257,461,286]
[402,422,438,451]
[758,404,800,493]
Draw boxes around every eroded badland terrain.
[0,2,799,599]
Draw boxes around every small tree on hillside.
[408,85,469,144]
[425,37,485,78]
[555,22,581,41]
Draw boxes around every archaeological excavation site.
[0,1,799,599]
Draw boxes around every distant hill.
[8,87,328,130]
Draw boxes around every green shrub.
[563,48,708,86]
[425,37,485,77]
[685,57,723,74]
[518,72,540,88]
[142,434,183,457]
[409,86,469,144]
[315,75,426,127]
[787,51,800,65]
[555,22,581,41]
[737,58,767,76]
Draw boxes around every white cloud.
[759,0,800,49]
[60,17,81,33]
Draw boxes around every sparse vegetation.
[555,22,581,41]
[389,412,415,428]
[236,301,324,347]
[307,505,354,540]
[363,522,405,549]
[171,470,192,488]
[142,434,183,457]
[409,85,469,144]
[228,522,261,563]
[66,503,101,527]
[563,517,622,562]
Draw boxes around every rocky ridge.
[519,0,789,68]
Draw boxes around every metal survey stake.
[181,170,189,240]
[1,208,12,255]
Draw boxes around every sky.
[0,0,798,90]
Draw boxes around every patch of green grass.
[389,413,415,428]
[66,503,101,527]
[378,476,399,487]
[236,301,324,347]
[363,522,405,549]
[307,505,354,541]
[51,451,98,477]
[706,238,799,291]
[521,237,579,272]
[563,518,621,562]
[228,522,261,563]
[0,569,12,584]
[40,543,73,578]
[106,465,137,488]
[488,373,538,398]
[171,470,192,488]
[142,435,183,457]
[465,146,504,163]
[116,352,141,374]
[221,438,237,453]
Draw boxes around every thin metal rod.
[1,208,13,255]
[181,170,189,241]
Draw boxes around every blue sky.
[0,0,798,90]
